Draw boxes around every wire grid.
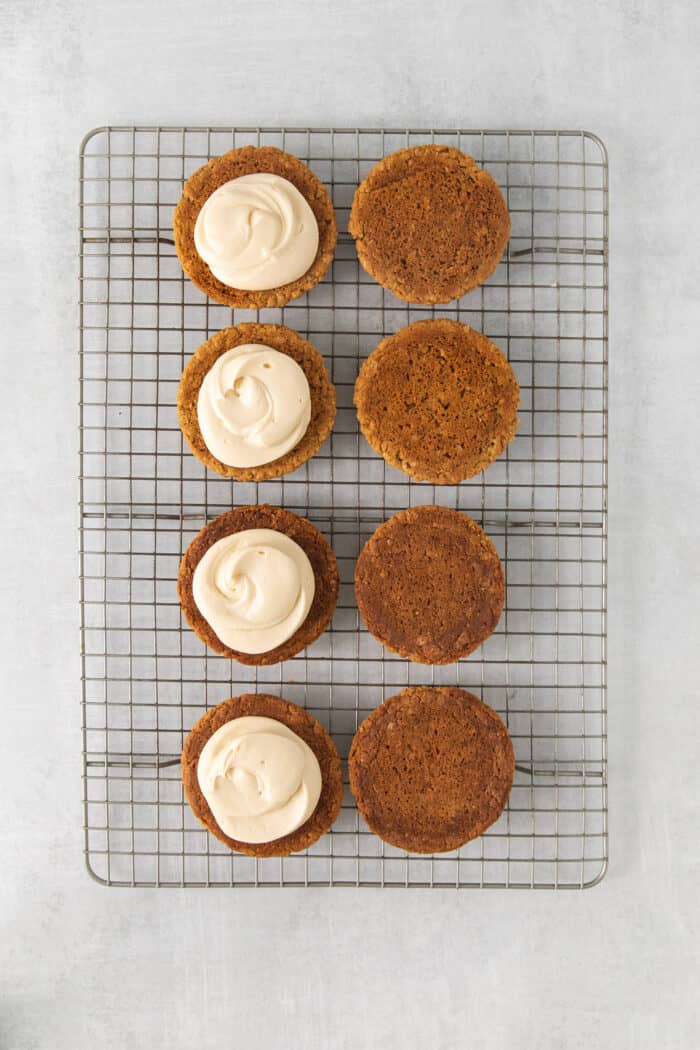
[79,126,608,889]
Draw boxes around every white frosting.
[193,173,319,290]
[197,344,311,468]
[192,529,315,654]
[197,716,322,843]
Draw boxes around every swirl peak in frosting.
[192,528,315,654]
[197,343,311,468]
[194,173,319,290]
[197,716,322,843]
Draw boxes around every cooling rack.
[79,126,608,888]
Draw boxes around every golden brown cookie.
[349,686,514,853]
[174,146,337,308]
[355,318,519,484]
[178,323,336,480]
[349,145,510,304]
[178,505,339,665]
[355,505,504,664]
[182,694,344,857]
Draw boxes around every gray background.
[2,1,698,1047]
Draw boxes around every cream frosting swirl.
[192,529,315,654]
[197,716,322,843]
[197,344,311,468]
[193,173,319,290]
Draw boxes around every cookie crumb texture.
[182,694,344,857]
[355,505,504,664]
[178,505,339,665]
[349,687,515,853]
[349,145,510,304]
[178,323,336,480]
[174,146,337,308]
[355,318,519,484]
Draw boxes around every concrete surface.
[1,1,699,1047]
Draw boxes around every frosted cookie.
[178,505,338,665]
[178,323,335,481]
[174,146,337,308]
[182,694,343,857]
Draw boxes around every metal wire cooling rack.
[79,126,608,888]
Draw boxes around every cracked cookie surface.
[354,318,519,484]
[349,686,515,853]
[349,145,510,304]
[355,505,505,665]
